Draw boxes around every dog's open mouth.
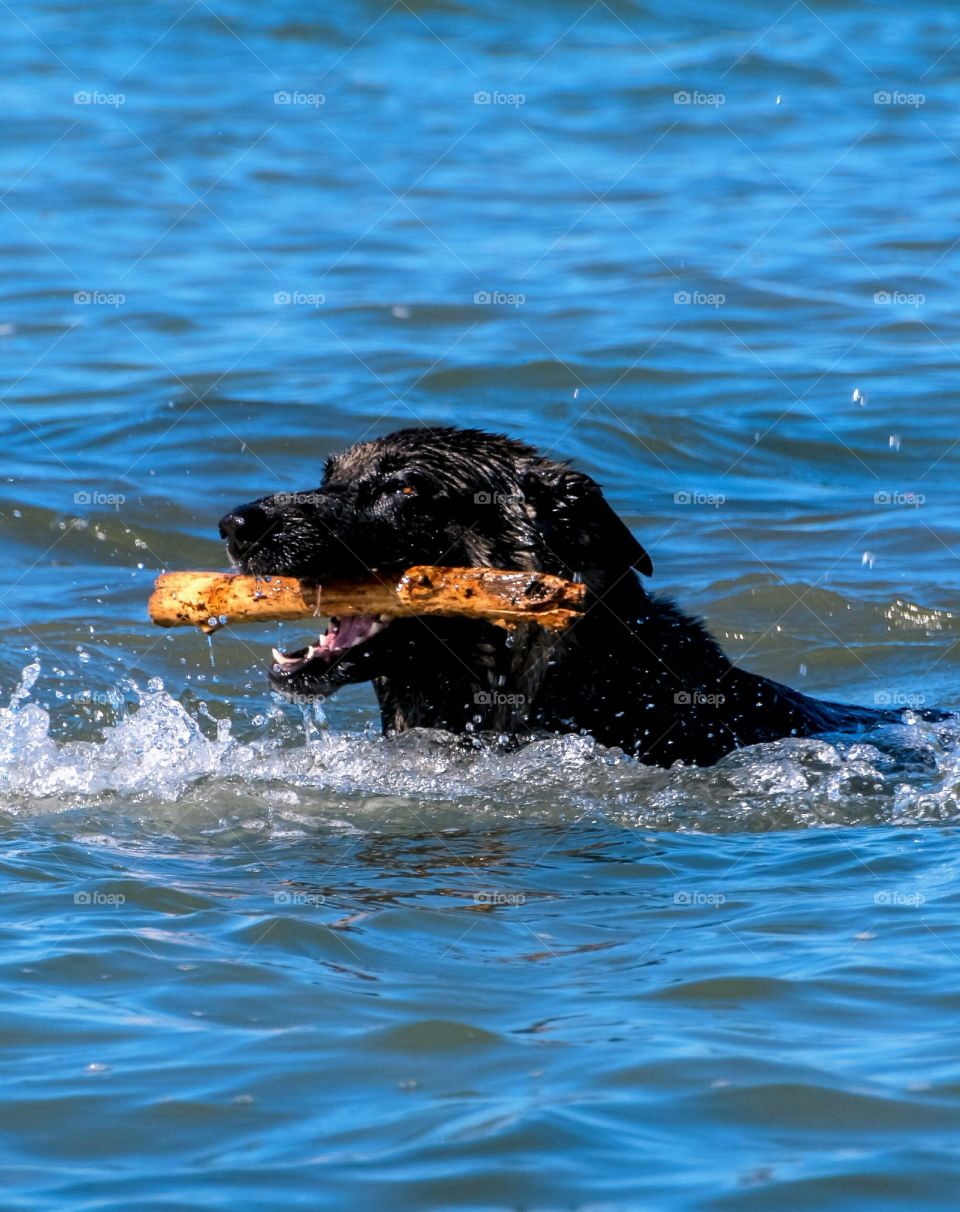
[270,614,392,677]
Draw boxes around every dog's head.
[219,426,651,700]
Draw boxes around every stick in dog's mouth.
[148,568,587,649]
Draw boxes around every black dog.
[219,426,942,766]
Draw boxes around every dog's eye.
[375,476,425,502]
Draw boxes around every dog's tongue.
[330,615,378,651]
[271,614,390,672]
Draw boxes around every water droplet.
[862,551,875,569]
[889,434,901,451]
[852,387,866,406]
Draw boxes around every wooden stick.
[148,566,587,634]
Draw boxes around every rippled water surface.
[4,1,960,1207]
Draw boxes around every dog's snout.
[218,502,272,550]
[218,512,243,542]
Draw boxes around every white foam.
[1,664,958,831]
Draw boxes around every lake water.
[4,1,960,1207]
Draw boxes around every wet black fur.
[219,426,939,767]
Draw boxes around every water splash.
[0,664,958,832]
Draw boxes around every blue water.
[4,1,960,1207]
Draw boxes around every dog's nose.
[219,503,271,548]
[218,512,242,542]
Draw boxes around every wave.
[1,664,959,835]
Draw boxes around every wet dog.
[219,426,940,766]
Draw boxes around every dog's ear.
[522,464,653,576]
